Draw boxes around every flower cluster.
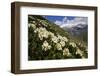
[76,48,83,57]
[34,27,50,40]
[63,48,71,56]
[56,43,62,50]
[32,21,69,49]
[51,36,58,43]
[69,42,76,47]
[42,41,51,51]
[34,26,69,52]
[28,23,36,29]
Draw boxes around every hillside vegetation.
[28,15,88,60]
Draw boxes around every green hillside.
[28,15,88,60]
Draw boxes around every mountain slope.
[28,15,88,60]
[62,23,88,43]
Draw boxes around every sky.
[43,15,88,28]
[44,16,75,22]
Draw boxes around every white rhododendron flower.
[57,34,63,40]
[76,48,83,57]
[28,23,36,29]
[42,41,51,51]
[69,42,76,47]
[51,36,58,43]
[32,21,36,24]
[38,33,43,40]
[34,27,50,40]
[57,35,68,42]
[63,48,71,56]
[78,42,84,47]
[60,41,65,47]
[34,28,39,33]
[56,43,62,50]
[62,37,68,42]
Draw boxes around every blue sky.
[43,15,88,28]
[44,16,75,23]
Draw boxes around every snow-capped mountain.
[65,24,87,35]
[62,23,88,42]
[54,17,88,42]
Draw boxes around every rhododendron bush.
[28,15,87,60]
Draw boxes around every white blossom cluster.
[34,27,50,40]
[33,25,70,53]
[69,42,77,47]
[28,19,86,58]
[42,41,51,51]
[76,48,83,57]
[28,23,36,29]
[63,48,71,56]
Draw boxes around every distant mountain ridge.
[62,23,88,42]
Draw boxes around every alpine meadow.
[28,15,88,60]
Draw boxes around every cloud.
[62,17,67,24]
[55,17,88,28]
[55,20,62,26]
